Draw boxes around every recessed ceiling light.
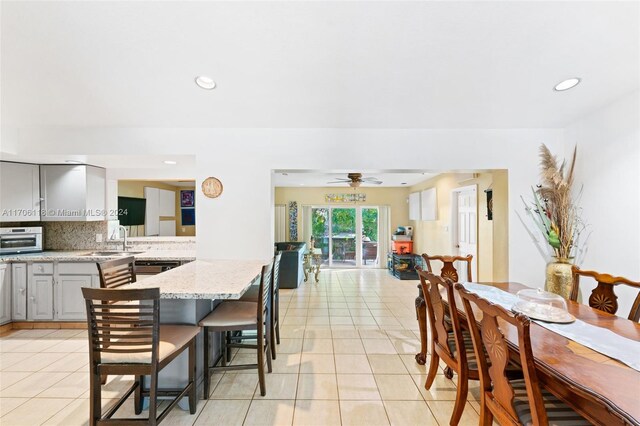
[195,76,216,90]
[299,183,305,186]
[163,160,177,165]
[401,182,408,185]
[65,160,82,164]
[554,78,581,92]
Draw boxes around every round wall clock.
[201,177,223,198]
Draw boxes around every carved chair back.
[455,283,547,426]
[422,254,473,283]
[417,268,467,369]
[571,266,640,322]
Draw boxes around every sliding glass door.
[310,206,379,268]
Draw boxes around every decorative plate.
[512,302,576,324]
[201,177,223,198]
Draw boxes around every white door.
[454,188,477,281]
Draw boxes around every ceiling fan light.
[349,181,361,188]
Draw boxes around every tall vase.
[544,257,573,299]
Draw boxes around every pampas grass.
[523,144,587,261]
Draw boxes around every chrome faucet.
[118,225,133,252]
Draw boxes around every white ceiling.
[2,1,638,129]
[273,171,439,188]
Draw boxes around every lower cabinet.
[0,263,11,325]
[56,263,99,321]
[10,261,99,322]
[29,274,54,320]
[11,263,27,320]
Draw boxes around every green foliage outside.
[311,208,378,252]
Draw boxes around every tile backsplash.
[43,221,111,250]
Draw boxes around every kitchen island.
[122,258,268,400]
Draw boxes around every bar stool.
[82,287,200,426]
[96,257,137,384]
[201,261,274,397]
[240,252,282,359]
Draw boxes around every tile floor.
[0,269,482,425]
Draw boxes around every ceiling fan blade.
[367,180,383,185]
[361,177,381,181]
[327,180,350,184]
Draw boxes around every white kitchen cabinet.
[0,162,41,222]
[29,272,54,321]
[144,187,160,236]
[11,263,27,320]
[40,165,106,221]
[159,189,175,216]
[56,262,99,320]
[0,264,11,325]
[143,187,176,236]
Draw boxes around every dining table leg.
[415,284,428,365]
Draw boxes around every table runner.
[462,283,640,372]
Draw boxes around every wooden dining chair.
[82,287,200,426]
[417,268,480,425]
[455,283,590,426]
[422,253,473,283]
[240,252,282,359]
[571,266,640,322]
[201,261,273,397]
[415,253,473,366]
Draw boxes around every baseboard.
[0,321,87,336]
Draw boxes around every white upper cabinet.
[0,162,41,222]
[40,165,106,221]
[159,189,175,216]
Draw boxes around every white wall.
[11,127,563,286]
[564,90,640,315]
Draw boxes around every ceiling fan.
[327,173,383,188]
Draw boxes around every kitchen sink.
[81,251,144,257]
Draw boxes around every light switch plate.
[95,233,103,243]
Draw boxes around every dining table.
[415,281,640,426]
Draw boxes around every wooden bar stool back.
[271,252,283,358]
[571,266,640,321]
[97,256,137,289]
[201,261,274,397]
[82,287,199,426]
[455,283,590,426]
[417,269,479,425]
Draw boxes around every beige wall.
[274,186,411,242]
[409,172,508,282]
[118,180,196,236]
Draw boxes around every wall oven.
[0,227,43,254]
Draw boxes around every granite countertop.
[0,250,196,262]
[123,259,268,299]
